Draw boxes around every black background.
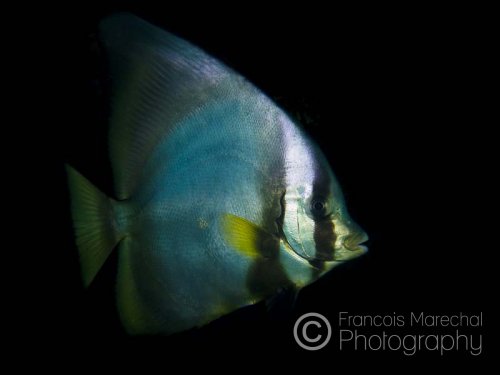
[23,2,494,370]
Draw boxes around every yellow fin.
[221,214,275,258]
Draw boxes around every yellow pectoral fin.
[221,213,277,258]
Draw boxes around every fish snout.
[332,221,369,261]
[343,229,369,252]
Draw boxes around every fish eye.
[310,198,329,218]
[313,201,324,211]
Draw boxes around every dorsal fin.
[99,13,235,199]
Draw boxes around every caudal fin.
[66,165,123,287]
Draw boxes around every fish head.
[280,141,368,273]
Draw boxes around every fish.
[66,13,368,335]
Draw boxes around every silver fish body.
[66,13,368,335]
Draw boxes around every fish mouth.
[322,232,369,262]
[334,231,369,260]
[331,242,368,261]
[281,236,368,267]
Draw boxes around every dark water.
[25,3,493,370]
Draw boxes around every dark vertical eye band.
[313,219,336,262]
[311,169,335,262]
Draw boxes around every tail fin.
[66,165,123,287]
